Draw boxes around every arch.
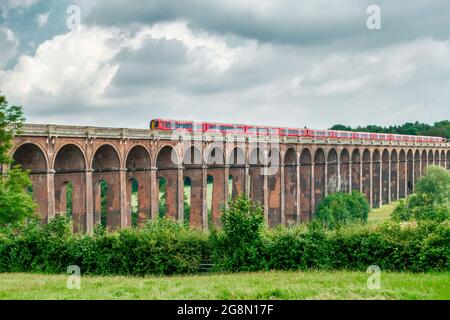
[434,150,440,165]
[206,144,225,166]
[183,146,203,229]
[440,150,445,167]
[284,148,297,225]
[156,145,179,219]
[327,148,338,194]
[406,150,414,195]
[249,147,265,207]
[399,150,406,198]
[421,150,427,175]
[414,150,421,185]
[267,147,281,227]
[54,144,87,232]
[351,149,361,192]
[340,149,350,193]
[300,148,312,221]
[12,143,49,221]
[228,146,245,199]
[92,145,121,230]
[381,149,389,205]
[372,149,381,208]
[126,145,151,226]
[362,149,371,202]
[12,143,48,173]
[390,149,398,201]
[313,148,325,211]
[207,146,226,224]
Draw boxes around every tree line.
[330,120,450,138]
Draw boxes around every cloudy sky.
[0,0,449,129]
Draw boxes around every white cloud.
[36,12,50,28]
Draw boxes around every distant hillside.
[330,120,450,139]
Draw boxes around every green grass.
[0,271,448,300]
[368,202,397,225]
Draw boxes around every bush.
[392,166,450,223]
[315,192,370,229]
[210,195,266,272]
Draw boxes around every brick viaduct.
[7,124,450,232]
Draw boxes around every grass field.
[368,202,397,225]
[0,271,448,300]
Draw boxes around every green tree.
[0,94,37,225]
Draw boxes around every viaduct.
[6,123,450,233]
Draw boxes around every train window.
[220,125,235,131]
[289,129,298,135]
[247,127,257,133]
[176,123,192,129]
[268,128,278,134]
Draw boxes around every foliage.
[330,120,450,138]
[392,166,450,222]
[210,195,266,271]
[0,167,38,226]
[315,191,370,229]
[0,94,25,164]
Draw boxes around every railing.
[13,123,450,148]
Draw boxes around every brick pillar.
[47,170,55,221]
[119,168,128,227]
[177,166,184,223]
[150,167,158,219]
[296,162,301,222]
[280,163,285,226]
[404,160,408,197]
[263,165,269,227]
[412,157,415,192]
[202,165,208,230]
[85,169,94,233]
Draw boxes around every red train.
[150,119,446,143]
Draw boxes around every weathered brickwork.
[9,124,450,232]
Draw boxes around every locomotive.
[150,118,446,143]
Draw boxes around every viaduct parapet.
[7,123,450,232]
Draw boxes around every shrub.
[210,195,266,272]
[315,191,370,229]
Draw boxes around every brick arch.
[434,150,440,165]
[390,149,398,201]
[313,147,326,210]
[381,149,389,205]
[428,149,434,165]
[183,145,203,229]
[53,143,87,232]
[125,145,152,226]
[11,142,49,222]
[338,148,350,193]
[300,148,312,221]
[447,150,450,170]
[327,148,338,194]
[205,144,226,224]
[362,149,371,202]
[421,149,428,174]
[414,149,421,182]
[12,142,49,173]
[399,149,406,198]
[92,144,122,230]
[351,148,361,192]
[267,146,281,227]
[228,146,246,200]
[91,143,122,171]
[372,149,381,208]
[156,145,179,220]
[249,146,265,208]
[284,147,297,225]
[440,150,446,167]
